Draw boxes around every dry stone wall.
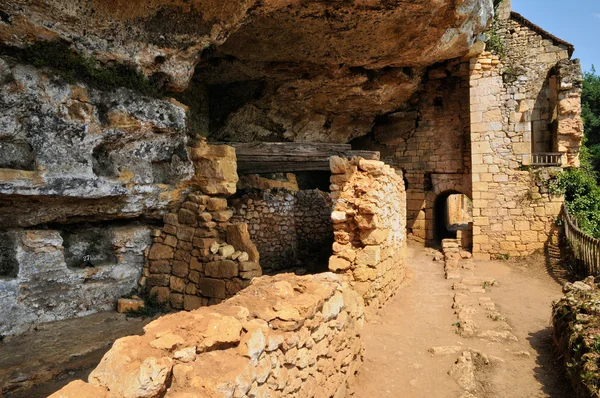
[50,273,365,398]
[231,189,333,273]
[143,141,263,309]
[374,61,473,243]
[328,157,407,312]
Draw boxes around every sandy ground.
[0,312,153,397]
[352,242,571,398]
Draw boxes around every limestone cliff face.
[1,0,494,142]
[0,56,193,227]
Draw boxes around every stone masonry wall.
[328,156,407,312]
[231,189,333,274]
[387,61,473,244]
[50,273,365,398]
[468,48,568,258]
[142,141,263,309]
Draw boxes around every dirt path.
[0,312,153,397]
[352,242,571,398]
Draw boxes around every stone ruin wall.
[469,5,583,259]
[50,273,365,398]
[372,60,473,244]
[230,189,333,274]
[142,141,263,310]
[328,157,407,313]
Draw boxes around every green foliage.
[556,162,600,239]
[484,15,507,58]
[21,41,160,96]
[124,288,169,318]
[583,67,600,174]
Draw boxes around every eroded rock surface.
[0,56,193,228]
[1,0,494,142]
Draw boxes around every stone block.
[149,287,171,304]
[515,221,530,231]
[150,260,171,274]
[207,197,228,211]
[117,298,145,313]
[198,278,227,299]
[239,261,260,272]
[163,213,179,225]
[205,260,239,278]
[240,269,263,280]
[331,211,347,223]
[189,141,238,195]
[212,210,234,222]
[198,212,212,222]
[330,156,350,174]
[163,235,177,248]
[329,256,351,272]
[183,295,203,311]
[148,243,174,260]
[147,274,170,287]
[358,159,384,175]
[172,261,190,278]
[170,293,184,309]
[178,208,198,226]
[226,223,260,262]
[359,229,388,245]
[176,226,196,242]
[170,276,187,293]
[193,237,218,249]
[219,245,236,258]
[355,246,381,267]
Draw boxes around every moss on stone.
[20,41,160,96]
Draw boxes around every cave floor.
[352,241,572,398]
[0,311,154,398]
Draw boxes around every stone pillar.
[556,59,584,167]
[496,0,512,21]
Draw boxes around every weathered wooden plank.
[227,142,380,173]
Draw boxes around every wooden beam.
[226,142,380,174]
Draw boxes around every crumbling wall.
[556,59,584,167]
[469,51,566,259]
[0,227,151,336]
[328,157,407,312]
[468,1,582,258]
[142,141,263,309]
[50,273,365,398]
[231,189,333,273]
[371,60,472,244]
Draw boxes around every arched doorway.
[433,191,473,245]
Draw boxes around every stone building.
[361,0,582,257]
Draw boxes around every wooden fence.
[563,205,600,276]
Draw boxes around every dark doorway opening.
[433,191,473,245]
